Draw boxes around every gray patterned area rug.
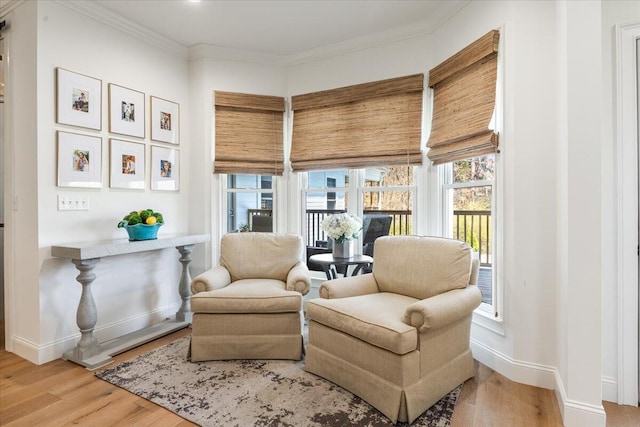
[96,336,461,427]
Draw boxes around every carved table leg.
[64,258,102,365]
[175,244,195,323]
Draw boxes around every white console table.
[51,233,210,370]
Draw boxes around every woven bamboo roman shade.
[290,74,424,172]
[214,91,285,175]
[427,30,500,165]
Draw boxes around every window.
[427,29,502,322]
[302,166,415,250]
[326,177,337,210]
[442,155,497,313]
[304,170,348,246]
[361,165,414,237]
[224,174,274,233]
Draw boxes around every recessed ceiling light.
[187,0,201,3]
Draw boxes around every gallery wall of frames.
[55,67,180,191]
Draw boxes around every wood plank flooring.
[0,328,638,426]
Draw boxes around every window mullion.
[445,179,494,190]
[347,169,361,217]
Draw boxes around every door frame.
[615,21,640,406]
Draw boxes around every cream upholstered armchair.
[189,232,311,362]
[305,235,482,424]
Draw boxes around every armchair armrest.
[403,286,482,332]
[191,265,231,294]
[319,273,379,299]
[286,262,311,295]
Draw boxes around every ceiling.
[92,0,468,58]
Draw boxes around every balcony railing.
[248,208,492,267]
[306,209,345,245]
[453,210,491,267]
[305,209,413,245]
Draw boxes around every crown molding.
[189,0,469,67]
[42,0,468,68]
[0,0,26,17]
[188,44,288,66]
[187,23,439,67]
[284,2,469,67]
[53,0,188,60]
[285,23,431,66]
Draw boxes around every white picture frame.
[109,84,145,138]
[110,139,146,189]
[56,68,102,130]
[57,131,102,188]
[151,145,180,191]
[150,96,180,145]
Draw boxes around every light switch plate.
[58,195,89,211]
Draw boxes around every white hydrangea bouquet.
[321,213,363,243]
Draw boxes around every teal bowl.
[124,223,163,241]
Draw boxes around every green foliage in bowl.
[117,209,164,228]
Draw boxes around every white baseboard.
[471,338,607,426]
[470,337,557,389]
[303,275,324,312]
[10,304,181,365]
[554,370,607,427]
[10,335,41,365]
[601,375,617,403]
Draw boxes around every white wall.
[2,0,40,356]
[4,1,201,363]
[556,2,605,424]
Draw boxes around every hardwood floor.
[0,329,638,426]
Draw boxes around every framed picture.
[57,131,102,188]
[56,68,102,130]
[110,139,146,189]
[151,145,180,191]
[150,96,180,145]
[108,84,145,138]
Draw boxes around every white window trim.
[221,174,277,233]
[357,167,417,245]
[300,174,349,247]
[299,167,418,251]
[432,24,506,333]
[440,162,499,308]
[614,21,640,406]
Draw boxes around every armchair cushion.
[191,279,302,313]
[308,292,418,355]
[373,236,472,300]
[220,233,304,282]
